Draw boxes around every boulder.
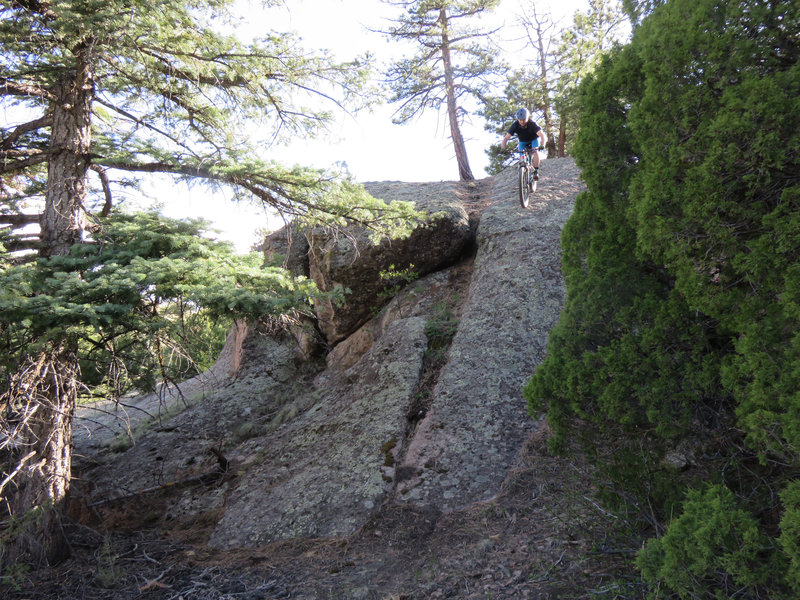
[309,181,472,345]
[74,159,584,553]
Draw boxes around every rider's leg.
[532,148,540,169]
[530,144,540,180]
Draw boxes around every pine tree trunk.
[39,52,93,257]
[439,9,474,181]
[4,346,78,567]
[4,45,93,569]
[532,19,557,158]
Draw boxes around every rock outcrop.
[263,181,473,345]
[74,158,583,550]
[394,162,579,510]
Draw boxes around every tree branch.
[6,0,58,20]
[94,158,402,232]
[96,158,292,209]
[89,165,113,217]
[0,151,48,174]
[93,96,195,154]
[0,213,40,226]
[0,78,55,101]
[1,237,42,253]
[1,115,52,149]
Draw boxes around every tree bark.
[439,8,474,181]
[530,14,557,158]
[3,346,77,567]
[39,48,93,258]
[4,44,93,569]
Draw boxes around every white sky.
[248,0,588,182]
[154,0,593,250]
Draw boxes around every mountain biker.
[501,108,547,180]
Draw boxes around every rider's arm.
[537,129,547,148]
[500,132,511,149]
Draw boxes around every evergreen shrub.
[524,0,800,596]
[636,484,774,599]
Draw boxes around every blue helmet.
[515,107,530,121]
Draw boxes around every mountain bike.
[516,147,539,208]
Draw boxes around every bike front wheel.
[518,165,530,208]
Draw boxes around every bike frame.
[515,146,538,208]
[517,146,538,168]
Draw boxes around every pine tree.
[553,0,628,156]
[379,0,505,181]
[0,0,420,253]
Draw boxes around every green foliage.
[554,0,629,118]
[0,560,30,592]
[621,0,667,25]
[378,263,419,298]
[1,0,423,241]
[0,501,52,585]
[637,484,775,599]
[241,164,425,241]
[0,211,328,394]
[94,536,126,589]
[624,0,800,463]
[424,300,459,362]
[779,481,800,594]
[525,0,800,596]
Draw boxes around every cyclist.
[501,108,547,180]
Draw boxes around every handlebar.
[501,146,540,155]
[500,145,542,171]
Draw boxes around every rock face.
[394,161,581,510]
[74,158,583,549]
[209,316,428,547]
[258,223,309,275]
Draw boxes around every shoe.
[533,170,539,181]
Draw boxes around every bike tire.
[518,165,530,208]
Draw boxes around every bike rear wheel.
[518,165,530,208]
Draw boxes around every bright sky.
[156,0,593,250]
[254,0,589,182]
